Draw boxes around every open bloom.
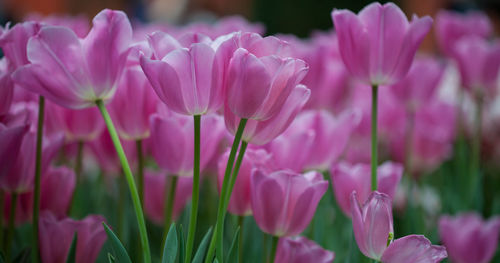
[439,213,500,263]
[331,161,402,217]
[0,21,42,70]
[331,2,432,85]
[380,235,447,263]
[12,9,133,109]
[251,169,328,237]
[274,236,335,263]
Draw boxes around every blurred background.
[1,0,499,50]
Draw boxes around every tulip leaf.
[162,223,178,263]
[225,227,240,263]
[192,227,213,263]
[178,225,185,263]
[103,223,132,263]
[65,233,77,263]
[107,253,116,263]
[12,248,30,263]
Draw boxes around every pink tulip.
[331,161,402,217]
[267,126,315,172]
[351,191,393,260]
[251,169,328,237]
[439,213,500,263]
[45,101,104,142]
[108,66,158,140]
[24,13,90,38]
[217,147,274,216]
[12,9,132,109]
[0,123,30,181]
[0,21,42,70]
[435,10,492,57]
[149,112,225,176]
[2,192,32,225]
[224,84,310,145]
[143,170,193,224]
[332,2,432,85]
[380,235,447,263]
[88,130,137,175]
[274,236,335,263]
[39,166,76,218]
[140,32,223,115]
[452,36,500,97]
[0,60,14,116]
[39,212,107,263]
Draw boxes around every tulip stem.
[205,118,248,263]
[269,236,279,263]
[6,193,18,263]
[117,173,127,240]
[32,95,45,263]
[0,190,4,249]
[75,140,84,181]
[237,216,244,263]
[185,115,201,263]
[225,141,248,209]
[470,93,483,205]
[371,84,378,191]
[162,175,178,257]
[136,139,145,206]
[96,99,151,263]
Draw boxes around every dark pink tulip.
[108,66,158,140]
[0,60,14,116]
[452,36,500,97]
[332,2,432,85]
[39,167,76,218]
[12,9,133,109]
[140,32,223,115]
[351,191,393,260]
[149,112,225,176]
[251,169,328,237]
[381,235,447,263]
[435,10,492,57]
[217,147,274,216]
[45,101,104,142]
[0,123,30,181]
[439,213,500,263]
[0,21,42,70]
[274,236,335,263]
[88,130,137,175]
[224,84,310,145]
[143,170,193,224]
[39,212,107,263]
[331,161,402,217]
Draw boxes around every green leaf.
[162,223,178,263]
[65,233,78,263]
[225,227,240,263]
[107,253,116,263]
[12,248,30,263]
[103,223,132,263]
[178,225,185,263]
[192,227,213,263]
[213,259,219,263]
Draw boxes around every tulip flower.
[439,213,500,263]
[251,169,328,237]
[12,9,133,109]
[0,60,14,116]
[0,123,30,181]
[274,236,335,263]
[217,147,274,216]
[435,10,492,57]
[39,212,107,263]
[24,13,90,38]
[88,130,137,175]
[380,235,447,263]
[331,161,403,217]
[0,21,42,70]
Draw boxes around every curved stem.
[6,193,18,263]
[237,216,244,263]
[205,118,248,263]
[371,84,378,191]
[269,236,279,263]
[136,139,145,206]
[185,115,201,263]
[162,175,178,257]
[32,95,45,263]
[96,100,151,263]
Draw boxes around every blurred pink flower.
[380,235,447,263]
[0,21,42,70]
[24,13,90,38]
[274,236,334,263]
[88,130,137,175]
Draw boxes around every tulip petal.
[381,235,447,263]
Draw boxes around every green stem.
[225,142,248,210]
[269,236,279,263]
[0,190,4,249]
[470,93,483,205]
[75,140,84,182]
[205,118,248,263]
[371,84,378,191]
[32,95,45,263]
[262,233,268,263]
[6,193,18,263]
[162,175,178,257]
[96,99,151,263]
[117,173,127,240]
[136,139,145,207]
[184,115,201,263]
[237,216,244,263]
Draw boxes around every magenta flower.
[331,2,432,85]
[39,167,76,218]
[380,235,447,263]
[140,32,223,115]
[331,161,402,217]
[0,21,42,70]
[435,10,492,57]
[149,112,225,176]
[250,169,328,237]
[224,84,310,145]
[88,130,137,175]
[274,236,335,263]
[12,9,133,109]
[0,60,14,116]
[217,147,274,216]
[439,213,500,263]
[39,212,107,263]
[0,123,29,181]
[143,170,193,224]
[108,66,158,140]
